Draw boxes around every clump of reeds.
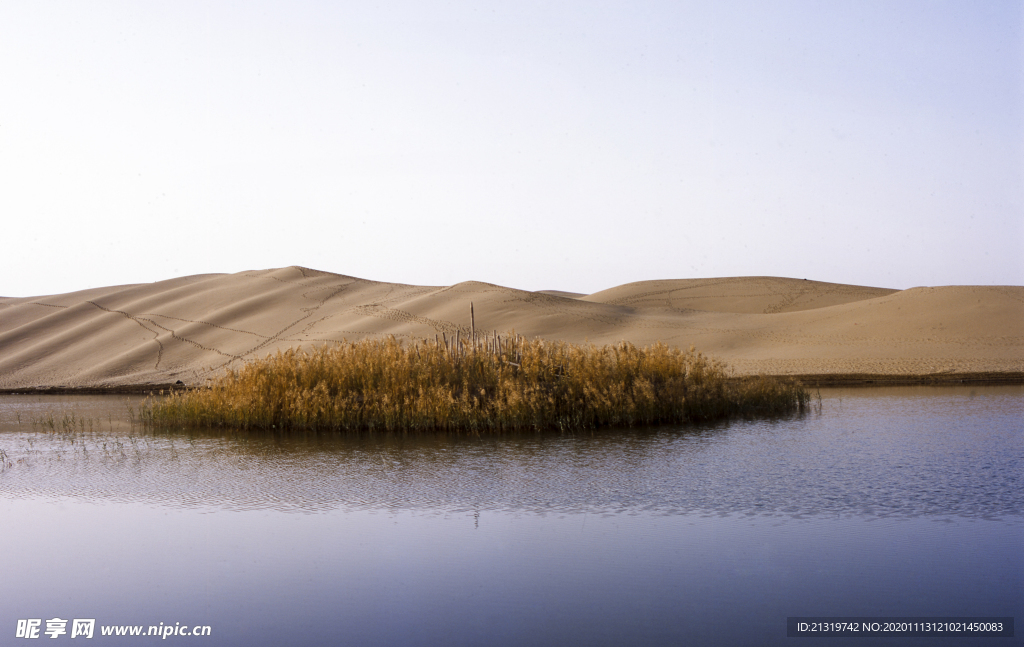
[146,334,808,433]
[35,410,96,435]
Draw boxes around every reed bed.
[146,334,808,433]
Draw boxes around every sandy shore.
[1,266,1021,389]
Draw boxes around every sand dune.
[1,266,1021,388]
[582,277,897,313]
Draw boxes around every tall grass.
[147,335,808,433]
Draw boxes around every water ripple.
[0,386,1020,519]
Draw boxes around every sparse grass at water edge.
[144,334,810,434]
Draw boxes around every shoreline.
[782,371,1024,387]
[2,371,1022,396]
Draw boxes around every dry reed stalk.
[146,335,808,434]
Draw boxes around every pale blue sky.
[1,0,1021,297]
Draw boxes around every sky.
[1,0,1021,297]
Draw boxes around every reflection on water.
[1,387,1021,519]
[0,386,1021,647]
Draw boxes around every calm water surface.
[0,386,1020,646]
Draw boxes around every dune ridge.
[1,266,1021,389]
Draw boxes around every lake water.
[0,386,1020,646]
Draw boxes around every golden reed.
[148,335,808,433]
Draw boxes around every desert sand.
[1,266,1021,389]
